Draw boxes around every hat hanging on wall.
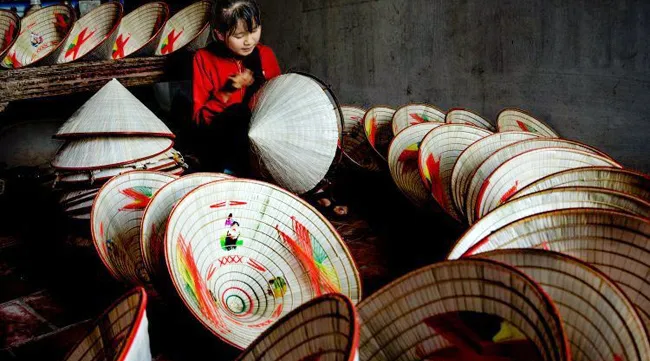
[445,108,496,131]
[388,122,442,207]
[447,187,650,260]
[418,124,493,221]
[340,106,382,172]
[357,259,570,361]
[63,287,151,361]
[362,106,395,161]
[164,179,361,349]
[475,249,650,361]
[390,103,445,136]
[91,171,177,285]
[465,137,613,224]
[0,10,20,62]
[111,2,169,59]
[249,73,342,194]
[1,5,75,69]
[235,293,359,361]
[497,108,559,137]
[55,2,123,63]
[155,0,211,55]
[450,131,539,218]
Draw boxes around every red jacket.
[192,43,282,126]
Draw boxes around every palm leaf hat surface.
[445,108,496,131]
[391,103,445,136]
[111,2,169,59]
[0,9,20,62]
[155,0,211,55]
[497,108,559,137]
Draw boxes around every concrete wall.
[260,0,650,172]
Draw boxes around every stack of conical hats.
[52,78,186,220]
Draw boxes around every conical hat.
[357,259,569,361]
[448,187,650,260]
[63,287,150,361]
[0,10,20,61]
[497,108,559,137]
[341,106,382,171]
[362,106,396,161]
[249,73,341,194]
[55,79,175,139]
[465,138,613,224]
[55,2,123,64]
[460,208,650,329]
[476,249,650,361]
[391,103,445,136]
[155,0,211,55]
[59,188,98,207]
[52,137,174,171]
[112,2,169,60]
[164,179,361,349]
[140,172,233,279]
[418,124,493,221]
[445,108,496,131]
[388,122,442,207]
[91,171,177,284]
[451,131,539,219]
[475,147,620,219]
[512,166,650,202]
[235,293,359,361]
[1,5,75,69]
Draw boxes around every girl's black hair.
[211,0,261,36]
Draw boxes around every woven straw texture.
[391,104,445,136]
[236,294,359,361]
[461,209,650,330]
[475,148,620,219]
[445,108,496,131]
[155,0,210,55]
[357,259,569,361]
[249,73,340,194]
[465,138,613,224]
[476,249,650,361]
[53,137,174,171]
[0,10,19,61]
[363,106,396,161]
[512,166,650,202]
[64,287,150,361]
[497,109,559,137]
[341,106,382,171]
[164,179,361,349]
[448,187,650,260]
[91,171,177,285]
[418,124,493,221]
[451,131,539,218]
[388,123,442,207]
[55,79,175,138]
[56,2,122,63]
[140,173,233,279]
[60,188,98,206]
[1,5,75,68]
[112,2,168,59]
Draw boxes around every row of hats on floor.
[0,1,211,69]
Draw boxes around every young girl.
[192,0,281,175]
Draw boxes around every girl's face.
[218,20,261,57]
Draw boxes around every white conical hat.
[55,2,123,64]
[357,259,570,361]
[155,0,211,55]
[235,294,359,361]
[465,138,613,224]
[0,10,20,61]
[249,73,341,194]
[447,187,650,259]
[475,147,620,219]
[55,79,174,139]
[391,103,445,136]
[340,105,382,171]
[111,2,169,59]
[363,106,396,161]
[497,108,559,137]
[52,137,174,171]
[445,108,496,131]
[476,249,650,361]
[63,287,151,361]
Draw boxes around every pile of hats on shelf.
[52,78,186,220]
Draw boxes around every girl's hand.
[230,69,254,89]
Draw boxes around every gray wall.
[260,0,650,173]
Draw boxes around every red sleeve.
[260,46,282,80]
[192,51,227,126]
